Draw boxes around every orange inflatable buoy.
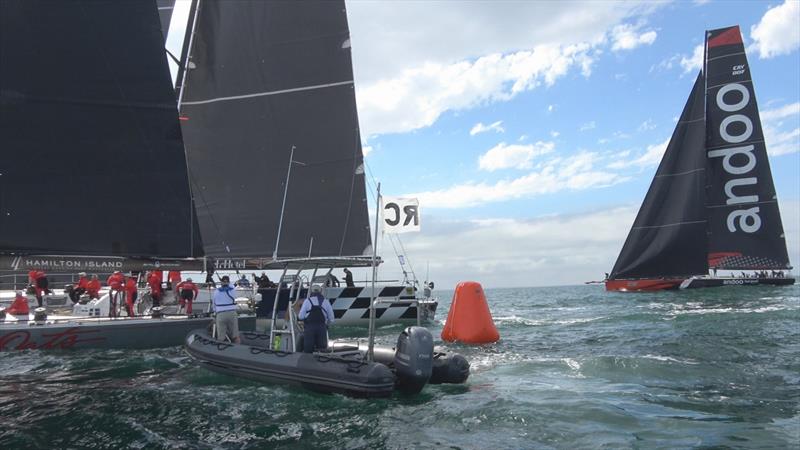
[441,281,499,344]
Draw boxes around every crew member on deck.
[28,270,50,307]
[106,271,125,318]
[167,270,181,290]
[204,267,216,287]
[343,268,354,287]
[235,274,251,288]
[70,272,89,304]
[254,272,273,289]
[212,276,240,343]
[7,291,30,316]
[86,275,101,299]
[123,275,138,317]
[177,277,199,314]
[325,273,340,287]
[147,271,163,307]
[298,284,334,353]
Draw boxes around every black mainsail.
[609,73,708,280]
[704,26,791,271]
[607,25,793,290]
[179,0,372,260]
[0,0,201,268]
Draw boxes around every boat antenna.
[368,182,381,362]
[274,145,305,260]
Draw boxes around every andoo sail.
[179,0,372,264]
[703,26,791,272]
[0,0,202,272]
[606,25,794,291]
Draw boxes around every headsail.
[0,0,200,260]
[179,0,372,259]
[704,26,791,270]
[609,73,708,279]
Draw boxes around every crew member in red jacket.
[123,275,138,317]
[69,272,89,304]
[176,277,199,314]
[7,291,30,316]
[106,271,125,318]
[28,270,50,307]
[86,275,101,299]
[147,271,163,307]
[167,270,181,290]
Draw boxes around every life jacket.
[86,279,101,297]
[213,286,237,312]
[76,276,89,290]
[168,271,181,284]
[7,294,30,315]
[147,273,162,293]
[305,295,326,325]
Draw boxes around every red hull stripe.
[605,279,684,292]
[708,26,742,49]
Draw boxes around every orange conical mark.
[441,281,499,344]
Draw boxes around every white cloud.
[607,137,670,169]
[470,120,505,136]
[518,134,529,142]
[373,206,640,288]
[580,121,597,132]
[761,102,800,122]
[478,141,555,171]
[750,0,800,59]
[680,44,703,74]
[550,130,560,138]
[362,145,374,157]
[610,23,657,51]
[412,151,627,208]
[638,119,657,131]
[547,104,555,113]
[357,43,597,136]
[347,2,669,137]
[761,102,800,156]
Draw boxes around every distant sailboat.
[606,25,795,292]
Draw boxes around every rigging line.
[338,124,361,256]
[181,80,354,106]
[395,234,417,283]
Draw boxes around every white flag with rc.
[381,197,420,234]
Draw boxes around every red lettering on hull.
[0,327,107,351]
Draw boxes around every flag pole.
[368,182,381,362]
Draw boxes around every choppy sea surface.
[1,284,798,449]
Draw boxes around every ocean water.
[1,284,798,449]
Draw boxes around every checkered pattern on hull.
[255,285,437,326]
[714,254,787,269]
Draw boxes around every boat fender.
[33,307,47,323]
[429,352,470,384]
[151,306,164,318]
[393,326,433,394]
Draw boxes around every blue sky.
[169,1,800,288]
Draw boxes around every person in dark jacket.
[343,268,354,287]
[298,284,334,353]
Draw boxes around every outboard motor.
[393,326,433,394]
[429,353,470,384]
[33,307,47,323]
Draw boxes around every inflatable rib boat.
[185,326,469,398]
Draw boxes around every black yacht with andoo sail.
[606,25,795,292]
